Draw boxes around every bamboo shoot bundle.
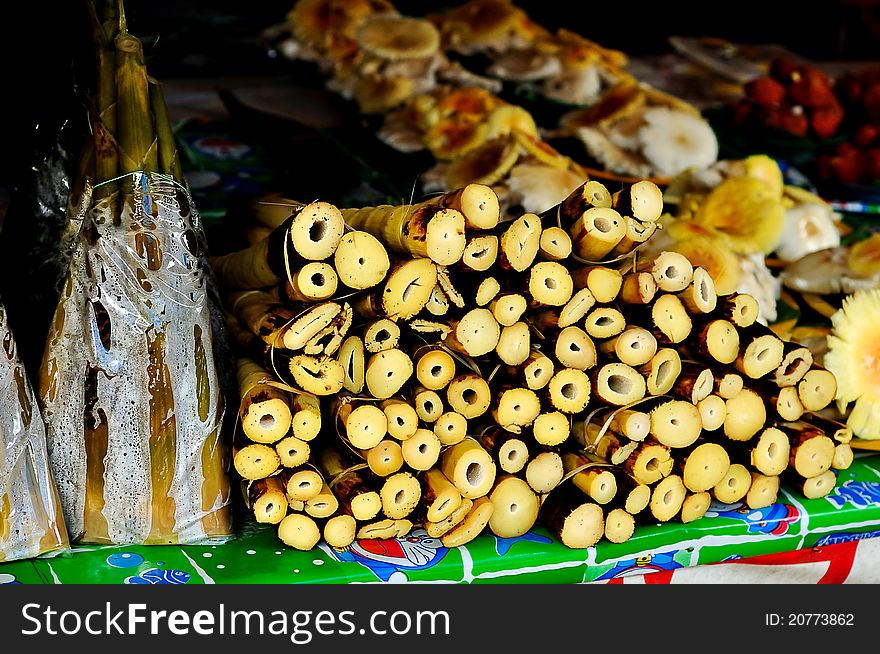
[0,304,69,561]
[40,16,231,544]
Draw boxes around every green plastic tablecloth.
[3,454,880,585]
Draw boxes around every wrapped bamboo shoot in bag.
[39,4,232,545]
[0,304,69,561]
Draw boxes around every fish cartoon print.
[596,552,683,581]
[330,528,449,582]
[704,500,800,535]
[826,480,880,509]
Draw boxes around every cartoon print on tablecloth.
[0,573,20,584]
[704,500,800,535]
[493,532,553,556]
[106,552,145,569]
[826,480,880,510]
[816,529,880,546]
[327,529,448,582]
[125,568,190,585]
[596,552,683,580]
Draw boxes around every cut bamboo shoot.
[558,288,597,328]
[748,427,791,476]
[282,468,324,502]
[547,367,591,413]
[427,183,500,229]
[445,308,501,357]
[554,326,597,370]
[249,477,288,524]
[595,408,651,442]
[622,442,673,485]
[797,368,838,412]
[340,403,388,450]
[650,400,702,448]
[238,359,292,444]
[477,428,530,474]
[783,425,835,478]
[649,251,694,293]
[491,293,528,327]
[583,307,626,339]
[640,348,682,396]
[447,374,492,419]
[462,235,500,272]
[284,262,339,303]
[525,450,564,493]
[690,319,739,364]
[573,423,638,464]
[421,469,463,523]
[714,293,760,328]
[334,230,390,290]
[533,411,571,446]
[381,399,419,440]
[650,474,687,522]
[610,218,658,257]
[380,472,421,519]
[800,412,853,444]
[476,277,502,306]
[599,327,657,367]
[678,442,730,492]
[620,272,657,305]
[592,363,646,406]
[234,442,281,481]
[323,514,357,548]
[499,213,542,271]
[649,294,692,344]
[539,484,604,549]
[569,207,627,261]
[791,470,837,499]
[713,463,751,504]
[425,498,474,538]
[528,262,574,307]
[288,354,345,395]
[680,492,711,523]
[678,267,717,314]
[723,389,766,441]
[276,436,310,468]
[670,362,714,404]
[734,325,785,379]
[434,411,469,446]
[488,476,540,538]
[714,372,744,399]
[366,440,404,477]
[364,319,401,353]
[604,508,636,543]
[539,227,573,261]
[357,519,413,540]
[563,453,617,504]
[516,351,555,391]
[767,385,805,422]
[773,343,814,387]
[697,395,726,431]
[337,335,365,393]
[833,443,854,470]
[497,322,532,366]
[572,266,623,303]
[414,387,444,423]
[415,347,457,390]
[291,393,322,442]
[441,496,494,547]
[613,472,651,514]
[401,428,442,471]
[559,180,613,221]
[745,472,780,510]
[440,440,497,499]
[611,180,663,222]
[365,349,413,399]
[305,481,339,518]
[278,513,321,550]
[375,258,437,320]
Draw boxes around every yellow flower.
[694,177,786,254]
[826,289,880,439]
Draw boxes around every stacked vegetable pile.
[214,176,853,551]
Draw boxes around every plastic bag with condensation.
[0,302,69,561]
[39,172,233,545]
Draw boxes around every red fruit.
[811,101,845,138]
[867,148,880,181]
[854,123,880,147]
[789,67,836,107]
[780,106,809,136]
[732,100,753,126]
[864,84,880,122]
[836,75,864,106]
[769,57,800,83]
[822,145,866,184]
[745,77,786,106]
[756,105,783,130]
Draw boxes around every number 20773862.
[765,614,854,627]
